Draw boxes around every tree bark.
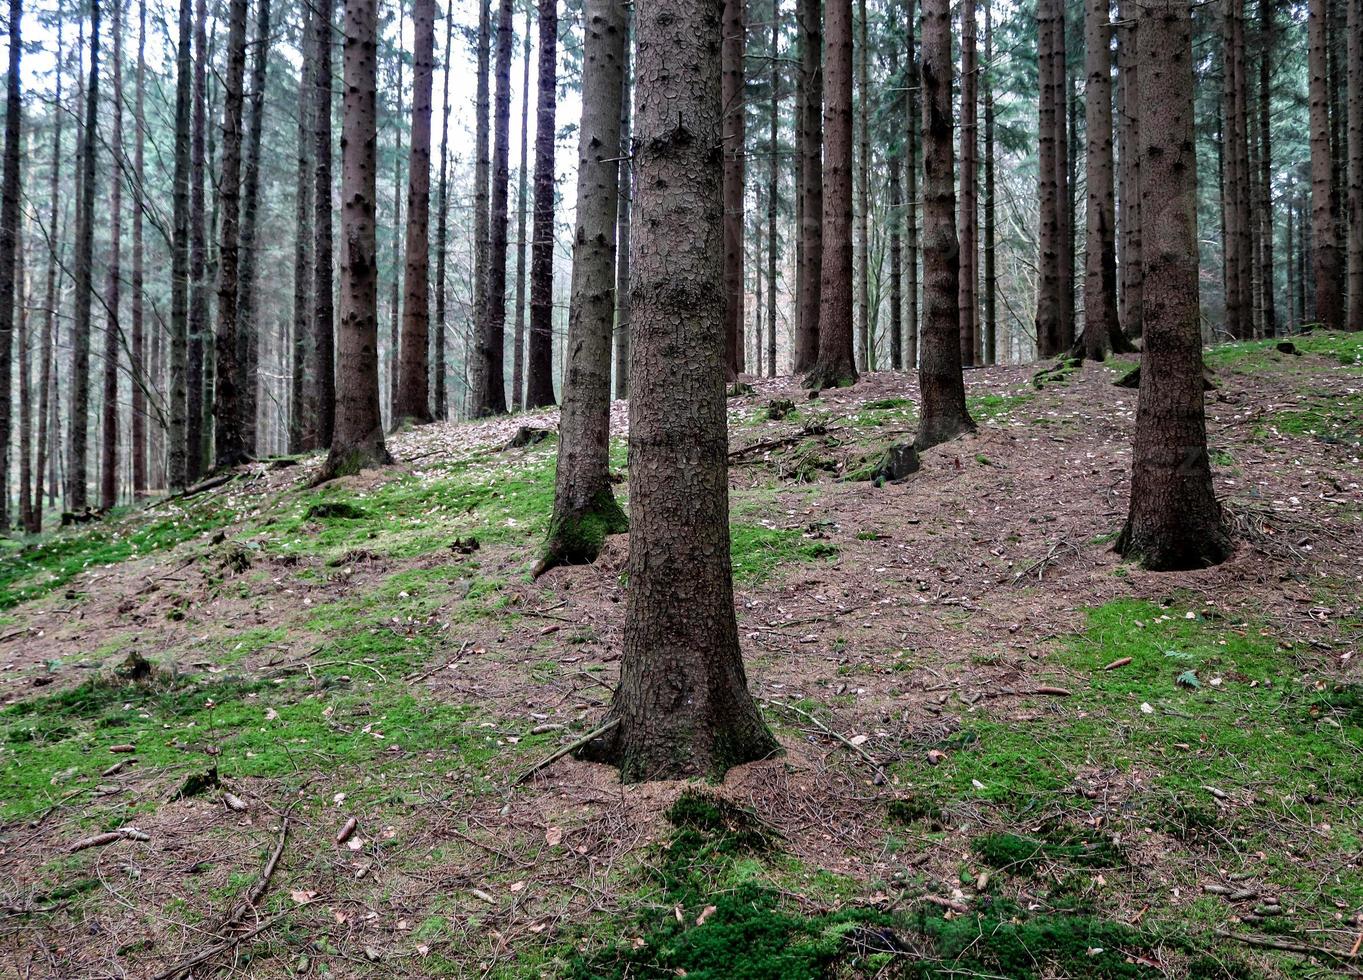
[1116,0,1142,339]
[1117,0,1231,572]
[17,229,29,530]
[722,0,745,379]
[915,0,974,449]
[131,0,147,495]
[1221,0,1253,340]
[1347,0,1362,329]
[0,0,21,524]
[537,0,630,577]
[766,2,778,377]
[34,20,64,524]
[290,0,315,451]
[1079,0,1120,360]
[1256,0,1275,337]
[793,0,821,372]
[387,0,404,422]
[395,0,436,423]
[100,0,124,510]
[167,0,191,490]
[314,0,336,444]
[804,0,856,390]
[212,0,249,470]
[1308,0,1344,329]
[1056,13,1074,352]
[614,18,633,398]
[186,0,207,481]
[582,0,778,782]
[982,0,996,364]
[1036,0,1061,358]
[434,5,453,419]
[69,0,100,511]
[958,0,978,367]
[511,9,531,410]
[905,0,918,369]
[855,0,870,370]
[524,0,557,408]
[319,0,391,479]
[470,0,491,416]
[237,0,271,452]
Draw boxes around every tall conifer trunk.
[131,0,147,495]
[1308,0,1344,328]
[793,0,822,372]
[291,0,315,451]
[524,0,558,408]
[186,0,207,480]
[722,0,746,379]
[511,10,531,410]
[237,0,271,451]
[69,0,100,511]
[35,22,64,523]
[100,0,123,510]
[958,0,978,367]
[433,6,453,418]
[0,0,22,523]
[1079,0,1122,360]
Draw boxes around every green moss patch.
[729,525,838,584]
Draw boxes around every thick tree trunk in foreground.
[70,0,100,511]
[0,0,21,523]
[290,0,315,451]
[537,0,630,577]
[320,0,390,479]
[582,0,778,783]
[1035,0,1061,358]
[395,0,435,424]
[313,0,337,444]
[525,0,558,408]
[722,0,745,379]
[213,0,249,469]
[187,0,207,480]
[1117,0,1231,572]
[958,0,978,367]
[804,0,857,390]
[1308,0,1344,329]
[101,0,123,510]
[1347,0,1362,329]
[915,0,974,449]
[794,0,822,372]
[614,21,632,398]
[1079,0,1121,360]
[511,10,530,410]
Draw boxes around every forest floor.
[0,335,1361,979]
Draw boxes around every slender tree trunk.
[433,5,453,419]
[70,0,101,511]
[237,0,271,452]
[794,0,822,372]
[905,0,918,368]
[290,1,315,451]
[537,0,630,577]
[314,0,337,444]
[34,21,63,526]
[804,0,856,390]
[320,0,390,479]
[0,0,21,524]
[1117,0,1142,338]
[1036,0,1061,358]
[186,0,207,480]
[524,0,557,408]
[855,0,870,370]
[1286,190,1296,332]
[387,0,404,421]
[470,0,491,416]
[1347,0,1362,329]
[958,0,978,367]
[766,2,778,377]
[1117,0,1231,571]
[916,0,974,448]
[17,229,29,530]
[582,0,778,782]
[614,21,633,398]
[888,148,903,370]
[511,9,530,410]
[131,0,146,495]
[1222,0,1253,340]
[1257,0,1275,337]
[395,0,435,423]
[982,0,996,364]
[167,0,191,490]
[100,0,124,510]
[213,0,249,469]
[1056,16,1074,352]
[722,0,745,379]
[1308,0,1344,329]
[1080,0,1120,360]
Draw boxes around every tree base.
[532,492,629,579]
[915,414,976,452]
[802,361,858,393]
[1114,517,1233,572]
[575,702,780,783]
[314,444,393,485]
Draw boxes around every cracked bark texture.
[1035,0,1061,358]
[395,0,435,424]
[525,0,558,408]
[583,0,777,782]
[1080,0,1121,360]
[915,0,974,451]
[212,0,248,469]
[722,0,744,379]
[793,0,821,372]
[1308,0,1343,329]
[1117,0,1231,572]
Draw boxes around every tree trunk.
[1256,0,1275,337]
[0,0,21,524]
[314,0,337,445]
[290,0,315,451]
[1347,0,1362,329]
[167,0,191,490]
[511,9,531,410]
[804,0,856,390]
[237,0,271,452]
[614,19,633,398]
[982,0,996,364]
[766,2,778,377]
[433,5,453,419]
[387,0,404,422]
[524,0,557,408]
[722,0,745,379]
[915,0,974,448]
[1117,0,1142,339]
[582,0,778,782]
[395,0,435,423]
[319,0,391,479]
[888,147,903,370]
[1079,0,1120,360]
[473,0,514,415]
[34,20,63,525]
[1222,0,1252,340]
[1056,15,1074,352]
[1308,0,1344,329]
[905,0,918,369]
[958,0,978,367]
[187,0,207,481]
[793,0,821,372]
[1036,0,1061,358]
[537,0,630,577]
[17,231,29,530]
[470,0,491,416]
[855,0,870,370]
[131,0,147,495]
[69,0,100,511]
[1117,0,1231,572]
[212,0,249,470]
[100,0,124,510]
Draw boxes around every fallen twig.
[514,718,620,786]
[1215,927,1355,963]
[153,905,310,980]
[68,827,150,853]
[765,699,887,785]
[407,640,471,684]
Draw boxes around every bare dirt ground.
[0,340,1360,979]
